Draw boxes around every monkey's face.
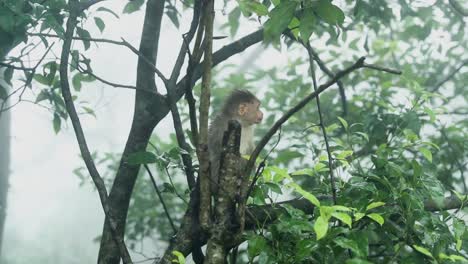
[238,100,263,125]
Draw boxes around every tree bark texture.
[98,0,167,263]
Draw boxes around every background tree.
[0,0,467,263]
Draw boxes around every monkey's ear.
[238,103,247,116]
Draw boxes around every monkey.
[208,89,263,194]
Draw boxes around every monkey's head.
[222,89,263,126]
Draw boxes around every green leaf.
[166,5,180,28]
[366,213,384,226]
[123,0,145,14]
[264,182,282,194]
[314,216,328,240]
[53,113,61,134]
[288,182,320,207]
[228,7,241,37]
[0,83,7,100]
[248,235,268,258]
[82,106,96,118]
[355,212,365,221]
[412,245,433,258]
[264,1,298,43]
[4,67,13,85]
[332,212,352,228]
[291,168,315,176]
[171,250,186,264]
[72,73,83,91]
[34,74,50,85]
[337,116,348,130]
[299,8,316,41]
[365,201,385,211]
[335,237,360,255]
[97,7,120,18]
[94,17,105,33]
[244,0,269,16]
[315,0,345,25]
[76,27,91,50]
[419,147,432,163]
[35,90,49,103]
[126,151,158,165]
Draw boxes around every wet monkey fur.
[208,89,263,193]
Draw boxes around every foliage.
[1,0,467,263]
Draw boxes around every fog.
[1,1,290,262]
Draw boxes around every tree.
[1,0,467,263]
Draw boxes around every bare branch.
[174,29,264,99]
[431,59,468,93]
[449,0,468,16]
[59,1,132,262]
[27,32,169,84]
[144,164,177,233]
[305,43,337,204]
[0,62,34,71]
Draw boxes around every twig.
[246,126,282,199]
[244,57,401,177]
[449,0,468,16]
[59,1,132,262]
[76,64,140,91]
[285,32,348,116]
[362,63,403,75]
[0,43,55,116]
[430,59,468,93]
[306,43,337,204]
[27,32,169,84]
[163,0,202,190]
[144,164,177,233]
[0,62,34,71]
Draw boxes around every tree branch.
[245,195,467,230]
[144,164,176,233]
[305,43,337,204]
[59,1,132,263]
[449,0,468,16]
[198,0,214,231]
[174,29,264,99]
[27,32,169,84]
[430,59,468,93]
[244,57,401,177]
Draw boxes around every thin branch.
[168,0,202,83]
[59,1,132,262]
[27,32,169,84]
[163,0,202,190]
[362,63,403,75]
[430,59,468,93]
[174,28,264,99]
[306,43,337,204]
[244,57,401,177]
[449,0,468,16]
[76,65,141,91]
[144,164,177,233]
[245,195,467,230]
[0,62,34,71]
[285,32,348,116]
[0,43,55,115]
